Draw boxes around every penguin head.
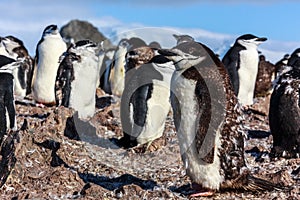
[66,40,97,61]
[148,41,161,49]
[236,34,267,48]
[2,36,21,51]
[118,39,132,50]
[125,46,175,72]
[125,46,155,70]
[172,34,195,45]
[159,42,206,71]
[127,37,147,51]
[74,40,97,49]
[287,48,300,71]
[42,24,59,37]
[2,36,29,59]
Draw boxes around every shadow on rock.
[169,183,193,196]
[245,146,269,162]
[33,138,70,168]
[78,172,157,191]
[247,130,271,139]
[64,112,120,149]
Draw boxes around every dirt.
[0,93,299,200]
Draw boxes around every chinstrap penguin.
[119,46,175,151]
[0,55,19,143]
[222,34,267,106]
[173,34,195,45]
[160,41,282,196]
[56,40,100,119]
[109,37,146,96]
[98,46,115,94]
[2,35,33,98]
[269,48,300,158]
[32,24,67,106]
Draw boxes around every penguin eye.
[128,51,138,56]
[121,41,129,47]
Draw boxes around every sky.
[0,0,299,62]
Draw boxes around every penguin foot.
[146,136,166,152]
[190,183,215,197]
[35,103,45,108]
[133,136,166,153]
[189,191,214,197]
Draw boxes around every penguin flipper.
[5,77,16,130]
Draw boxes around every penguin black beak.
[158,49,178,57]
[256,37,267,42]
[52,25,58,30]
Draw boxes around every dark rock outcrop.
[60,19,112,49]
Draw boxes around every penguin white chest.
[237,49,259,105]
[12,67,26,97]
[171,72,199,153]
[110,48,127,96]
[69,54,99,119]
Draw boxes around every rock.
[250,95,271,116]
[60,19,113,49]
[0,91,300,199]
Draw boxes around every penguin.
[56,40,100,119]
[159,41,281,196]
[254,54,276,97]
[269,48,300,158]
[109,37,146,96]
[173,34,195,45]
[2,35,33,98]
[222,34,267,106]
[148,41,161,49]
[0,55,19,143]
[32,24,67,106]
[119,46,175,150]
[98,46,115,94]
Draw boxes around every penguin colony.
[0,23,298,197]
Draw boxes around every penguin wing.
[35,38,43,66]
[25,56,34,95]
[222,47,241,95]
[55,53,77,107]
[194,76,215,164]
[131,83,153,129]
[4,74,16,129]
[131,63,163,127]
[108,59,115,83]
[178,66,215,164]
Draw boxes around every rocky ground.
[0,92,299,200]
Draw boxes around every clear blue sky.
[0,0,299,58]
[90,1,300,42]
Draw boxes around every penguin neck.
[237,40,259,50]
